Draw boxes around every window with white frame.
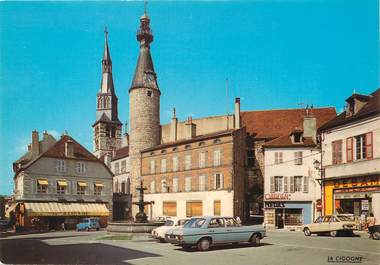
[199,152,206,168]
[121,160,126,173]
[150,180,156,193]
[56,160,66,172]
[114,162,120,174]
[294,151,302,165]
[161,159,167,173]
[76,162,86,174]
[294,176,303,192]
[161,179,167,193]
[185,177,192,192]
[199,175,206,191]
[185,155,192,170]
[172,157,179,172]
[270,176,283,192]
[172,177,179,192]
[150,160,155,174]
[274,152,283,164]
[214,173,223,190]
[213,150,221,167]
[355,134,367,160]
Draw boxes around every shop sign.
[361,200,369,211]
[333,176,379,188]
[264,193,291,201]
[316,199,322,211]
[264,202,285,208]
[334,186,380,194]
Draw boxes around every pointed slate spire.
[130,4,159,91]
[100,27,115,94]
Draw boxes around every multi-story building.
[319,88,380,219]
[141,124,246,220]
[11,131,113,230]
[262,111,330,230]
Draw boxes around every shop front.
[324,175,380,217]
[264,194,313,230]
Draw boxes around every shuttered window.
[186,201,203,217]
[172,157,179,172]
[185,177,192,192]
[289,176,294,193]
[150,160,155,174]
[172,177,179,192]
[332,140,343,164]
[150,181,156,193]
[199,175,206,191]
[199,152,206,168]
[270,176,275,193]
[274,176,283,192]
[294,151,303,165]
[303,176,309,193]
[294,176,303,192]
[284,176,289,192]
[213,150,221,166]
[275,152,283,164]
[214,200,221,216]
[346,137,353,162]
[214,173,223,190]
[365,132,373,159]
[185,155,192,170]
[163,201,177,217]
[161,159,167,173]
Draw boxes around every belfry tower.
[93,28,122,158]
[129,9,161,199]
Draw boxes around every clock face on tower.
[144,72,156,87]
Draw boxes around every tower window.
[147,90,152,97]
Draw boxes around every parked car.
[151,218,190,242]
[165,216,266,251]
[303,215,356,237]
[76,218,100,231]
[368,225,380,240]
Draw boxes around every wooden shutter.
[303,176,309,193]
[289,176,294,193]
[346,137,353,162]
[365,132,373,159]
[214,200,221,216]
[284,176,289,192]
[163,202,177,216]
[270,176,275,193]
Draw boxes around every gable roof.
[263,135,317,148]
[14,135,112,177]
[241,107,337,139]
[319,88,380,131]
[112,146,129,161]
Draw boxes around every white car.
[303,215,356,237]
[152,218,189,242]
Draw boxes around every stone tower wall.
[129,87,160,198]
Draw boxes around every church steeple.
[130,6,159,91]
[93,28,122,158]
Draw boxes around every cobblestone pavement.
[0,230,379,265]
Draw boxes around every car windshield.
[183,218,206,228]
[337,215,353,221]
[164,220,174,226]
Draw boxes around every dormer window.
[294,133,302,143]
[147,90,152,97]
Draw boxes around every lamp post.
[313,159,324,216]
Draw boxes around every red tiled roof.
[319,88,380,131]
[112,146,129,161]
[42,135,99,161]
[263,135,316,148]
[241,107,336,139]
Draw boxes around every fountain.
[107,180,163,233]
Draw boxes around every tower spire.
[130,3,159,91]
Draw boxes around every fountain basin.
[106,221,164,233]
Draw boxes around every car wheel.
[372,231,380,240]
[86,227,90,232]
[96,228,100,231]
[250,234,261,247]
[158,238,165,243]
[197,238,211,251]
[330,231,338,237]
[304,228,311,236]
[182,244,192,251]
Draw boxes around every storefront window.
[284,208,303,226]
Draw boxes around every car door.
[225,217,244,242]
[309,216,323,232]
[207,218,227,244]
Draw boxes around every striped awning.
[94,182,103,187]
[24,202,109,217]
[77,181,87,187]
[57,180,68,186]
[37,179,48,185]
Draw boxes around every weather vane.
[144,0,148,14]
[104,26,108,39]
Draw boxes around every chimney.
[65,140,74,157]
[186,116,196,139]
[104,153,112,168]
[234,97,241,129]
[31,130,40,157]
[303,111,317,143]
[170,108,178,141]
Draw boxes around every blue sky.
[0,0,379,195]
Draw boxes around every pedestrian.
[61,222,65,231]
[366,213,376,237]
[235,216,241,224]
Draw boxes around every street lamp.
[313,159,324,216]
